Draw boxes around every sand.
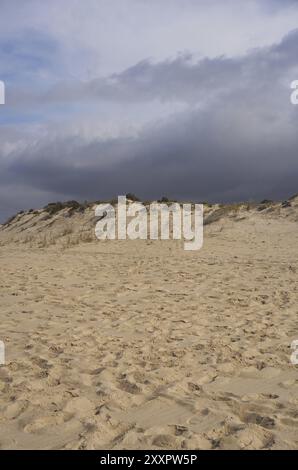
[0,209,298,450]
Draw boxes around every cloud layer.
[0,1,298,220]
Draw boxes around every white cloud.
[1,0,298,78]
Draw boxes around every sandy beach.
[0,203,297,450]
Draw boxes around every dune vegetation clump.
[44,200,87,217]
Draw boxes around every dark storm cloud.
[4,114,298,204]
[1,29,298,220]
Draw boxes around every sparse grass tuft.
[126,193,140,202]
[44,200,87,217]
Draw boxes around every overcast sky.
[0,0,298,221]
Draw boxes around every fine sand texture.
[0,204,298,449]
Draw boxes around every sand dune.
[0,199,298,449]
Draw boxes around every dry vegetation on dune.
[1,195,297,248]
